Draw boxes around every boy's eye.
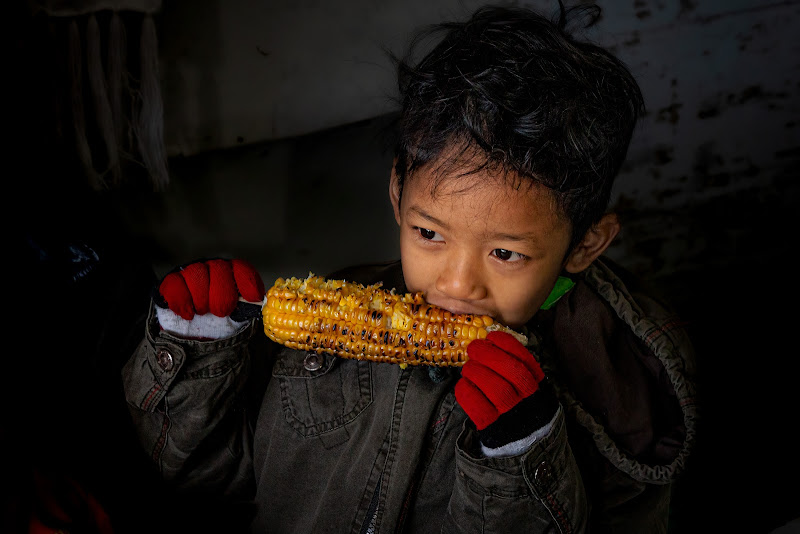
[492,248,526,262]
[416,227,443,241]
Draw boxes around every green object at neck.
[540,276,575,310]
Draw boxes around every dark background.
[7,1,799,533]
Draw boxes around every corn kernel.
[262,274,525,366]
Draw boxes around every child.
[122,4,697,533]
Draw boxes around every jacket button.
[534,461,553,487]
[156,348,174,371]
[303,353,322,371]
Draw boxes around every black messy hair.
[392,2,645,253]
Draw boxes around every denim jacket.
[122,257,697,533]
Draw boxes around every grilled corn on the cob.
[262,274,526,367]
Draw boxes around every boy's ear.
[564,213,621,273]
[389,169,402,225]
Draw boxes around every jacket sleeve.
[121,302,271,502]
[445,408,589,534]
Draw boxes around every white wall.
[160,0,499,156]
[159,0,799,160]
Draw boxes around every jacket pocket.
[272,348,372,437]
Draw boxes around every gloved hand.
[455,331,559,449]
[153,258,266,339]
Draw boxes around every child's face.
[390,163,572,330]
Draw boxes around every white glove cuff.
[156,306,249,340]
[480,405,561,458]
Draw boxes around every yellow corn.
[262,274,526,367]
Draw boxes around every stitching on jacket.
[545,492,572,534]
[643,318,689,345]
[140,384,161,411]
[151,410,170,463]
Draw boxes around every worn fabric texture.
[122,257,698,533]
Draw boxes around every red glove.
[155,258,265,320]
[455,331,558,447]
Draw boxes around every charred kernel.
[263,275,524,366]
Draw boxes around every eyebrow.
[410,206,449,229]
[409,206,540,244]
[490,231,539,243]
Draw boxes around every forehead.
[403,144,549,203]
[402,159,568,235]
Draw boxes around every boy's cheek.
[398,243,431,293]
[399,259,429,295]
[497,287,550,328]
[497,304,538,330]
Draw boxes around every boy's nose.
[435,256,486,301]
